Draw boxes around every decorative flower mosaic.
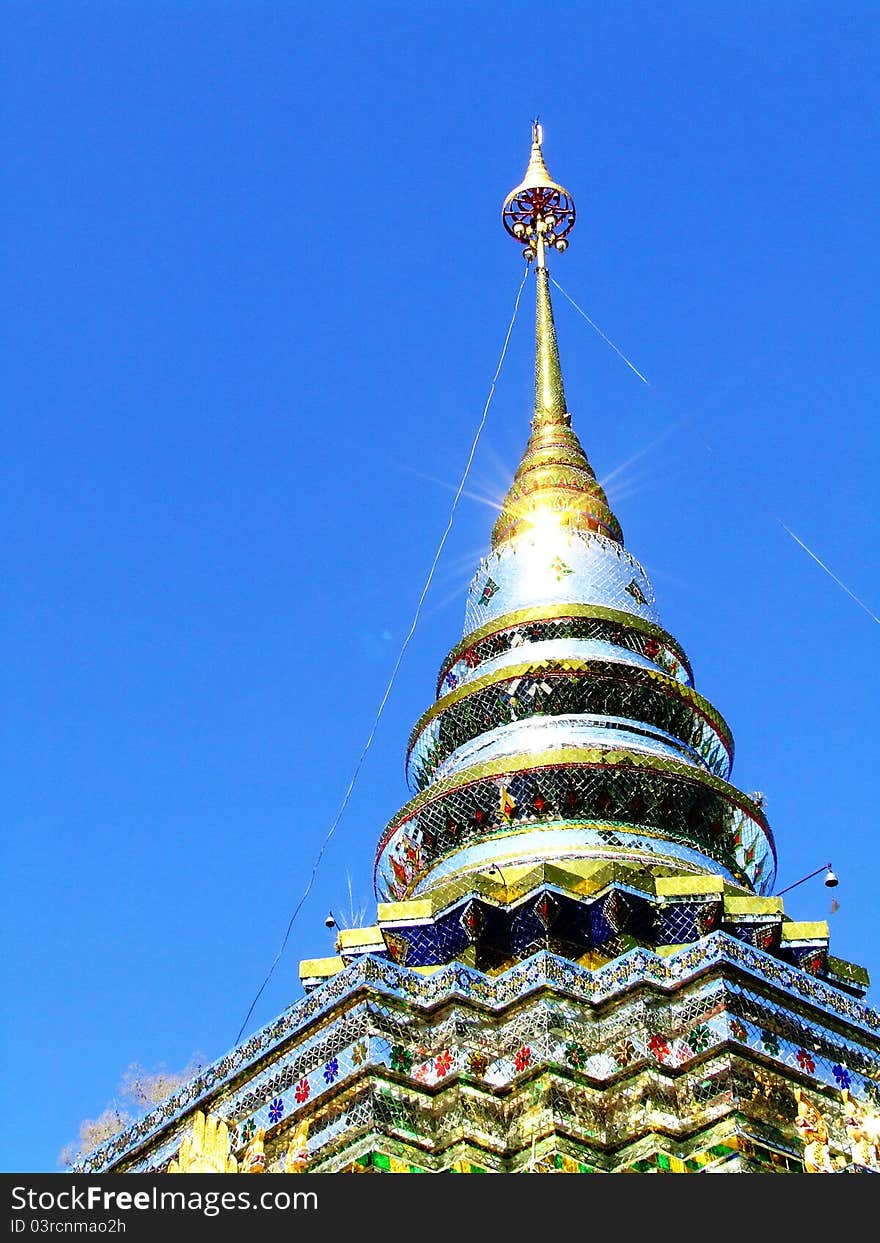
[688,1024,713,1053]
[648,1034,670,1062]
[479,577,499,605]
[549,556,573,581]
[75,936,880,1173]
[613,1038,637,1066]
[467,1051,489,1077]
[832,1064,851,1089]
[761,1031,780,1056]
[729,1019,748,1043]
[795,1049,815,1074]
[565,1042,589,1069]
[514,1046,532,1072]
[435,1050,453,1078]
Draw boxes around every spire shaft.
[493,127,623,550]
[490,252,623,548]
[534,258,567,425]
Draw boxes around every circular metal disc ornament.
[502,123,576,245]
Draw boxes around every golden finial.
[491,124,622,551]
[502,120,576,262]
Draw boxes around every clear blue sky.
[3,2,878,1171]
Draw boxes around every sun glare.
[525,506,562,544]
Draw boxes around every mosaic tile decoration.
[78,137,880,1177]
[77,933,880,1173]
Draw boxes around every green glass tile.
[710,1143,733,1157]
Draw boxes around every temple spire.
[493,125,623,549]
[534,259,567,423]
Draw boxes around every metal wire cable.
[699,438,880,628]
[234,264,531,1043]
[552,271,878,630]
[550,276,651,386]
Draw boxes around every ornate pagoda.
[79,127,880,1176]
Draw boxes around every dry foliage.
[59,1055,203,1168]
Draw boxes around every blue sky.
[3,2,878,1171]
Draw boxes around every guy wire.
[234,264,531,1043]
